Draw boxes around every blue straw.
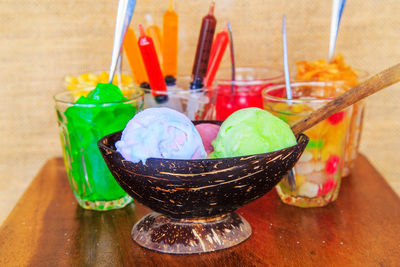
[328,0,347,61]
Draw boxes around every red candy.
[267,87,285,98]
[326,155,340,174]
[327,111,345,125]
[215,84,271,120]
[318,177,337,196]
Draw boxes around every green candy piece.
[210,107,297,158]
[278,114,289,124]
[306,139,324,149]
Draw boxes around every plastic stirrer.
[282,15,296,191]
[146,14,164,70]
[138,24,168,101]
[163,0,178,80]
[123,27,149,86]
[282,15,292,101]
[328,0,347,62]
[116,53,122,86]
[108,0,137,84]
[204,24,229,87]
[190,0,217,89]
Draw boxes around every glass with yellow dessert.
[263,81,352,207]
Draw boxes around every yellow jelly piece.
[295,174,306,188]
[274,103,289,112]
[292,103,306,113]
[304,127,321,140]
[321,142,341,161]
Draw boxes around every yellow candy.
[65,76,78,85]
[66,84,77,90]
[79,73,90,82]
[98,72,109,83]
[65,72,136,91]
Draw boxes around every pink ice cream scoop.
[116,107,207,163]
[195,123,220,154]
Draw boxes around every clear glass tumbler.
[142,77,218,120]
[54,87,144,210]
[262,82,352,207]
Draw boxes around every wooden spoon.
[291,63,400,135]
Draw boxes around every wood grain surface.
[0,0,399,225]
[1,155,399,266]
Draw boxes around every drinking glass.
[142,77,218,120]
[54,86,144,210]
[215,67,283,120]
[263,81,352,207]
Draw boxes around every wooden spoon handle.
[291,63,400,136]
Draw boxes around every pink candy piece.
[195,123,220,154]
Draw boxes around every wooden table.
[1,155,399,266]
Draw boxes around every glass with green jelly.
[54,83,144,210]
[262,82,352,207]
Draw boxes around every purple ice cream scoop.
[115,107,206,163]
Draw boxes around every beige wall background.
[0,0,399,225]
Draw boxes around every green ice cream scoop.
[210,107,297,158]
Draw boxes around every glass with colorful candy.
[295,55,368,176]
[339,71,369,177]
[262,81,352,207]
[54,84,144,210]
[215,67,283,120]
[142,77,218,120]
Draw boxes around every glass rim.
[262,81,348,104]
[216,66,284,85]
[54,86,144,107]
[141,86,215,95]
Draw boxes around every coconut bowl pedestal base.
[131,212,251,254]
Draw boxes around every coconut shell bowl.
[98,64,400,254]
[98,120,309,254]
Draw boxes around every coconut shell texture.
[98,122,308,219]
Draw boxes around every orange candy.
[296,54,359,87]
